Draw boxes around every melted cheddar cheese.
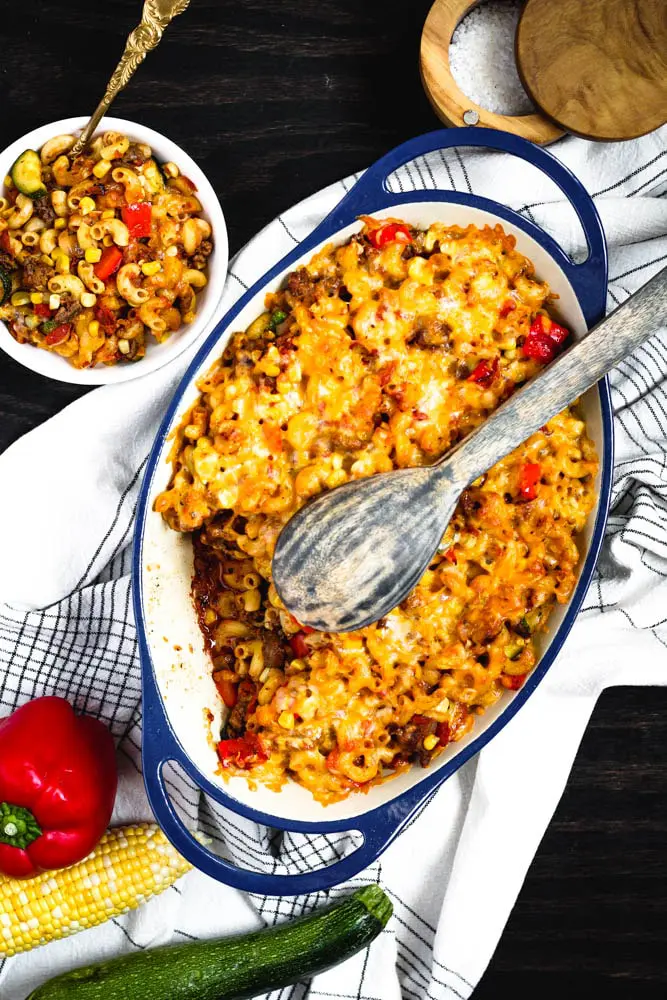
[155,219,598,804]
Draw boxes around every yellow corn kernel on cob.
[0,824,192,957]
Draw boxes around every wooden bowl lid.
[516,0,667,141]
[420,0,565,145]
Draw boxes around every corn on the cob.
[0,824,192,957]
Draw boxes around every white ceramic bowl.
[0,116,228,385]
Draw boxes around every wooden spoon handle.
[443,266,667,488]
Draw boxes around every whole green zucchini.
[28,885,392,1000]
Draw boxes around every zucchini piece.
[28,885,392,1000]
[504,637,525,661]
[10,149,46,199]
[269,308,288,330]
[0,266,11,306]
[247,311,273,339]
[142,158,165,195]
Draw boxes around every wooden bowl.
[420,0,565,145]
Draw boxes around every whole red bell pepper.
[0,697,117,878]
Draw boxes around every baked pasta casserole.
[0,132,212,368]
[155,217,598,805]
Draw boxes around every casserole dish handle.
[143,665,446,894]
[319,127,607,326]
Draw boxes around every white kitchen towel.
[1,122,666,1000]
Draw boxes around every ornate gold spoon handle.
[71,0,192,156]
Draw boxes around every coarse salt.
[449,0,535,116]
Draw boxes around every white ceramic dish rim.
[136,197,612,827]
[0,115,229,385]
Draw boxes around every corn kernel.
[264,364,281,378]
[4,174,13,188]
[92,159,112,179]
[40,254,54,267]
[49,294,61,311]
[81,292,97,308]
[423,734,438,751]
[101,209,115,220]
[103,235,114,247]
[79,197,96,216]
[162,161,180,178]
[118,339,130,355]
[88,320,100,337]
[30,292,43,305]
[85,247,102,263]
[141,260,161,276]
[278,711,295,730]
[203,608,216,625]
[54,218,67,230]
[165,244,178,257]
[183,310,196,324]
[11,291,30,307]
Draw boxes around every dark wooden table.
[2,1,666,995]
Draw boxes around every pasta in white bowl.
[0,116,228,385]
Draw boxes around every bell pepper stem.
[0,802,42,849]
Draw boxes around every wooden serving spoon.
[272,267,667,633]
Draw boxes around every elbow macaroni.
[155,218,599,805]
[0,131,214,368]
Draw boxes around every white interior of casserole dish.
[140,202,604,823]
[0,116,228,385]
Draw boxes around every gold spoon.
[70,0,192,157]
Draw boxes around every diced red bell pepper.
[94,302,117,333]
[499,299,515,318]
[379,361,398,387]
[368,223,413,249]
[289,632,310,659]
[217,733,268,770]
[215,677,238,708]
[443,547,457,564]
[263,423,283,454]
[45,322,72,346]
[121,202,152,240]
[33,303,52,318]
[436,721,450,745]
[94,246,124,281]
[411,715,432,726]
[522,314,570,363]
[288,615,315,635]
[502,674,526,690]
[467,357,499,386]
[547,320,569,347]
[519,462,541,502]
[0,231,13,256]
